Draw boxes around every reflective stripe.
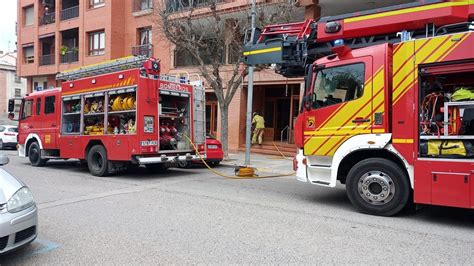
[392,138,414,144]
[243,47,282,56]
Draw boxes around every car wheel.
[28,142,47,167]
[346,158,410,217]
[87,145,109,177]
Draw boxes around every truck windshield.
[312,63,365,109]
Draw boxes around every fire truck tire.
[87,145,109,177]
[346,158,410,217]
[28,142,47,167]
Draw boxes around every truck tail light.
[197,144,204,151]
[293,157,298,171]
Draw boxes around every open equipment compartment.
[418,61,474,158]
[158,90,191,151]
[61,95,82,134]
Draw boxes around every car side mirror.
[8,99,14,113]
[0,155,9,166]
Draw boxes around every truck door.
[41,95,59,149]
[303,56,374,157]
[18,98,34,146]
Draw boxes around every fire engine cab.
[9,56,206,176]
[244,0,474,215]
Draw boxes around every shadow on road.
[20,159,206,181]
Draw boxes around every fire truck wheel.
[346,158,410,217]
[28,142,47,167]
[87,145,109,177]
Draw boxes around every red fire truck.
[244,0,474,215]
[9,56,206,176]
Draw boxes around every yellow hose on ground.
[183,135,295,179]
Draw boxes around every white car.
[0,155,38,254]
[0,126,18,150]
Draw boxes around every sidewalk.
[220,152,294,175]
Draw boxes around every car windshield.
[7,127,18,133]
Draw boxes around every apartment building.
[0,52,27,115]
[17,0,413,153]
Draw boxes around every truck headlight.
[7,187,35,213]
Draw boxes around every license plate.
[207,145,218,149]
[141,140,158,146]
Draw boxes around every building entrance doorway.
[254,84,301,143]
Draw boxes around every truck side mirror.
[303,95,312,111]
[8,99,14,113]
[0,155,9,166]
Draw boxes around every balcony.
[39,54,55,66]
[132,44,153,57]
[61,51,79,63]
[61,6,79,21]
[40,12,56,26]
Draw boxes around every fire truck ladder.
[243,0,474,77]
[56,55,149,81]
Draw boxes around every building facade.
[0,52,27,115]
[17,0,413,153]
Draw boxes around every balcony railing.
[133,0,153,12]
[39,54,55,66]
[61,6,79,21]
[61,51,79,64]
[131,44,153,57]
[40,12,56,26]
[165,0,227,12]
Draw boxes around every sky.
[0,0,17,53]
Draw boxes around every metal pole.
[245,0,257,166]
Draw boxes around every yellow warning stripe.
[344,2,469,23]
[392,138,414,144]
[243,47,282,56]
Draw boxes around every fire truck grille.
[14,226,36,244]
[0,236,8,251]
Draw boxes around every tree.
[154,0,300,158]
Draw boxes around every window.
[15,89,22,98]
[15,74,21,83]
[89,31,105,56]
[45,96,56,114]
[133,0,153,12]
[21,100,33,119]
[139,27,152,45]
[89,0,105,8]
[23,46,34,64]
[23,5,34,26]
[312,63,365,109]
[36,98,42,115]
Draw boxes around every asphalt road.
[0,149,473,264]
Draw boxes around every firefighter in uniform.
[252,112,265,145]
